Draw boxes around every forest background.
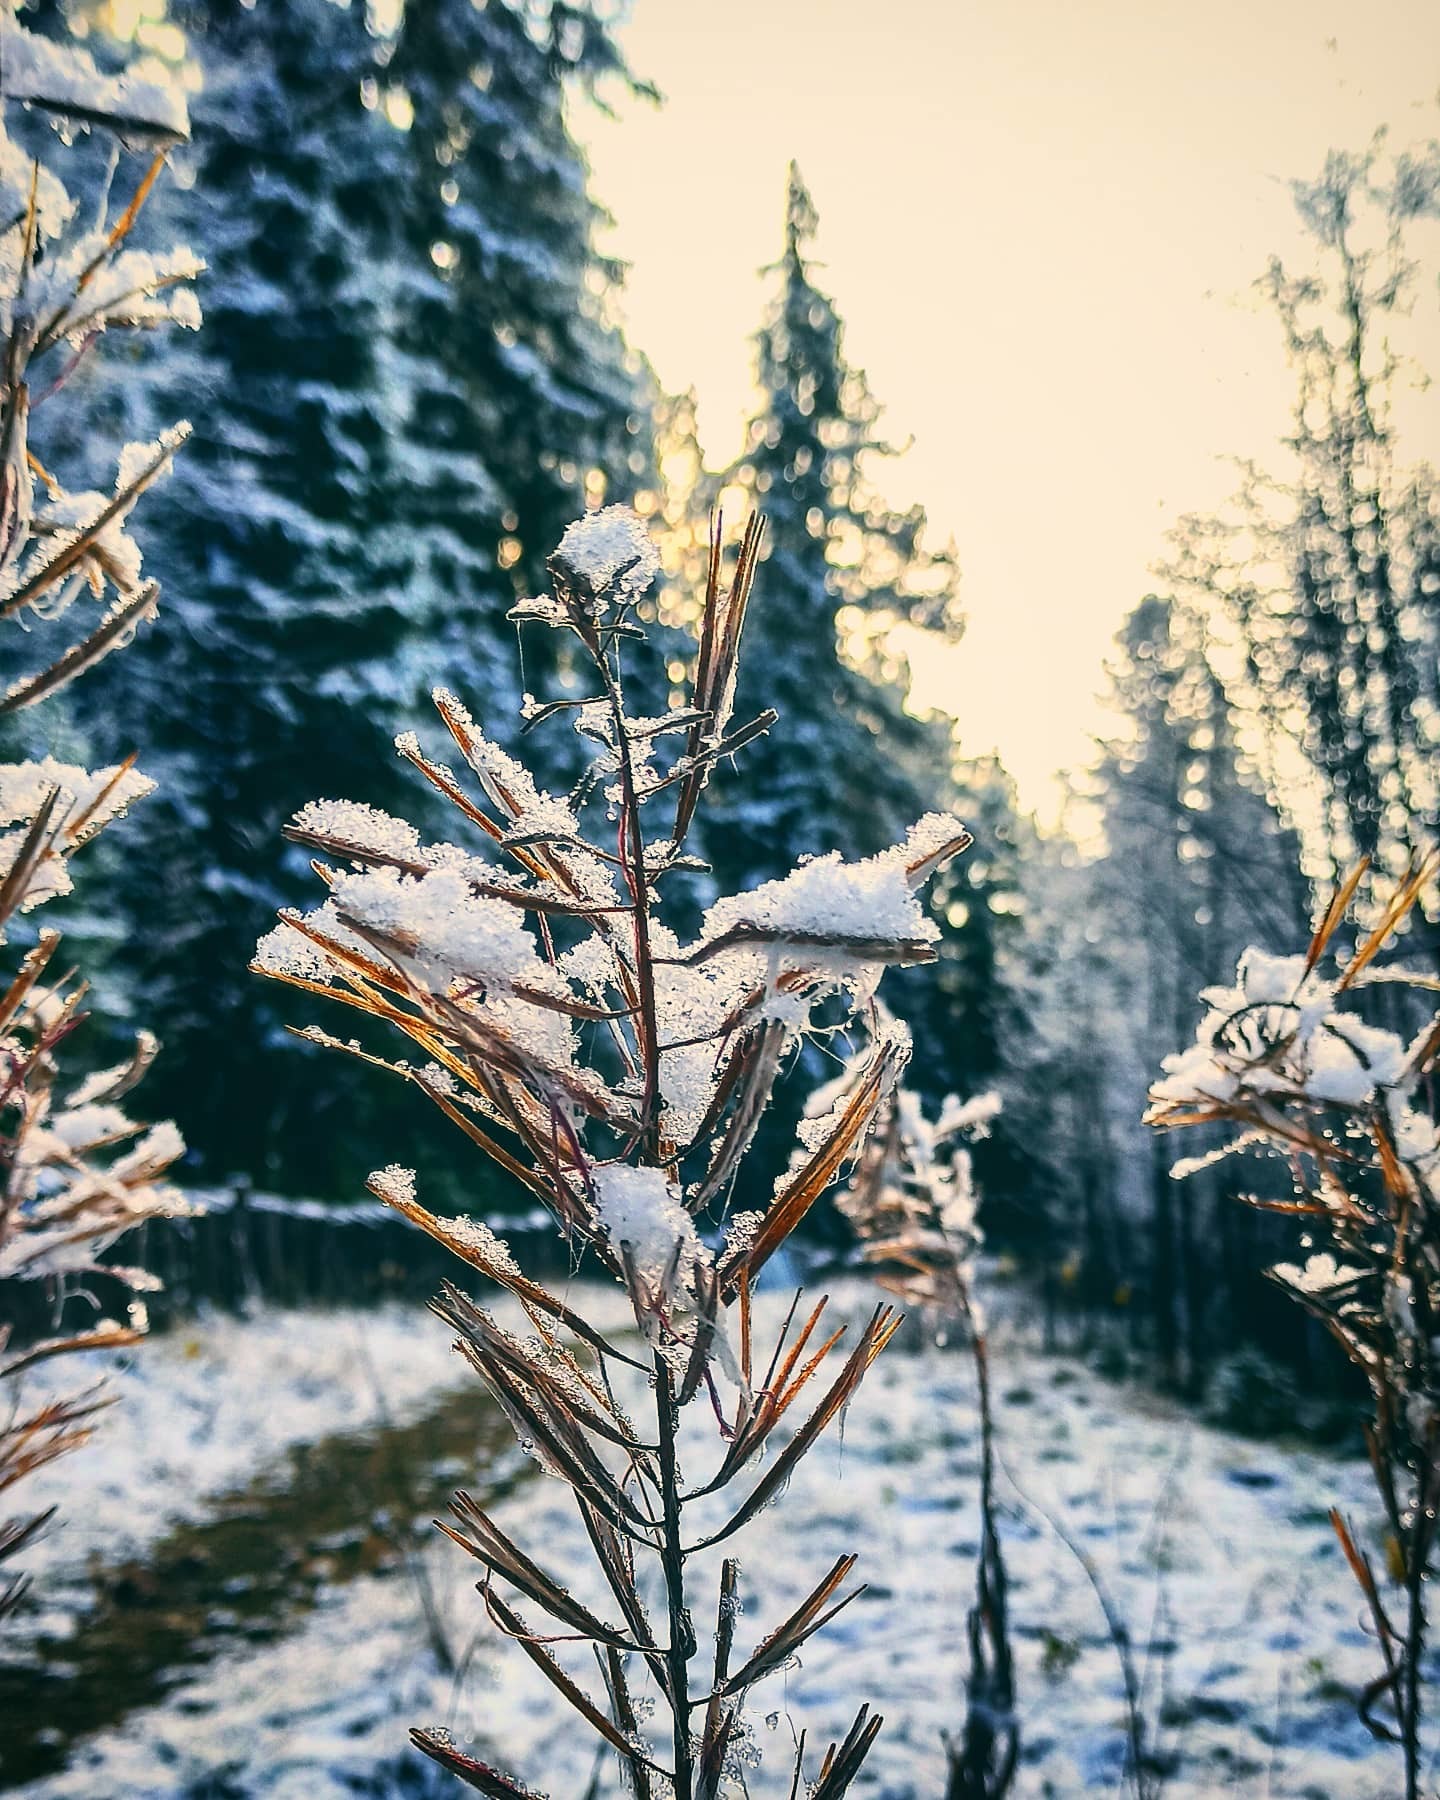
[4,0,1440,1417]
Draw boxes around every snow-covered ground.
[9,1302,466,1608]
[2,1281,1406,1798]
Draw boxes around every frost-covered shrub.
[0,3,197,1624]
[829,1056,1016,1799]
[1149,864,1440,1798]
[255,506,970,1795]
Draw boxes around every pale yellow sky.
[580,0,1440,821]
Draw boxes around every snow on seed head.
[591,1164,706,1289]
[553,505,660,602]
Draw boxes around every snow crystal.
[108,1119,184,1180]
[291,798,422,862]
[432,688,580,843]
[1386,1094,1440,1167]
[368,1164,417,1207]
[34,488,142,595]
[115,425,189,494]
[1196,948,1334,1045]
[49,1103,135,1151]
[440,1214,522,1279]
[553,505,660,604]
[698,818,964,955]
[414,1061,458,1098]
[254,918,336,985]
[935,1089,1002,1141]
[1157,938,1418,1117]
[0,825,72,916]
[0,757,153,834]
[896,810,972,869]
[0,119,74,240]
[796,1079,855,1154]
[66,1033,157,1109]
[330,865,558,997]
[648,922,738,1142]
[1271,1252,1366,1295]
[721,1209,765,1259]
[1305,1019,1408,1106]
[44,242,204,341]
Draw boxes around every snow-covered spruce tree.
[0,4,197,1622]
[824,1051,1014,1800]
[254,505,970,1796]
[1148,862,1440,1799]
[61,0,656,1197]
[709,164,960,897]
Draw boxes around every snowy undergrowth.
[8,1283,1398,1800]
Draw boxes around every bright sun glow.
[581,0,1440,822]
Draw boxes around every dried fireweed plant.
[826,1055,1017,1800]
[1148,859,1440,1800]
[253,504,971,1796]
[0,6,198,1621]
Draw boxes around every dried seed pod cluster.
[256,505,970,1795]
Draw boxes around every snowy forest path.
[0,1284,1412,1799]
[0,1375,527,1788]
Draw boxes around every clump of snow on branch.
[0,8,190,142]
[1153,942,1418,1116]
[554,503,661,602]
[700,813,964,958]
[0,758,155,926]
[591,1164,705,1293]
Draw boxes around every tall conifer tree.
[707,164,960,892]
[64,0,655,1192]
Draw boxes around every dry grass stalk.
[0,10,198,1623]
[1148,862,1440,1800]
[827,1061,1017,1799]
[255,504,970,1794]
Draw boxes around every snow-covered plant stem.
[1148,860,1440,1800]
[830,1073,1017,1799]
[256,506,970,1795]
[0,3,198,1623]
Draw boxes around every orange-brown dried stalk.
[256,505,970,1796]
[832,1069,1016,1800]
[0,14,197,1624]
